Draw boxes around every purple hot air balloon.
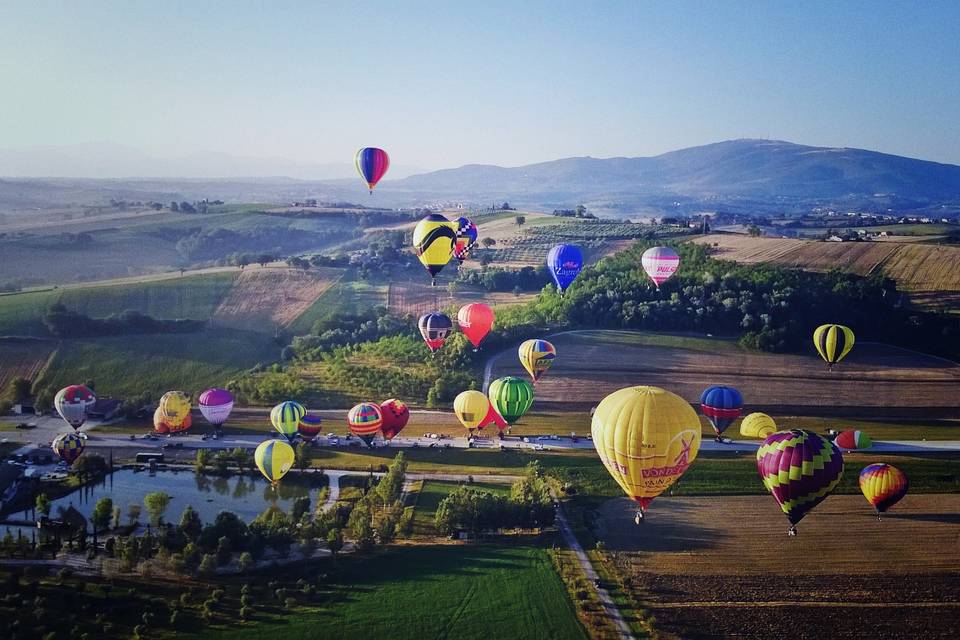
[546,244,583,294]
[355,147,390,193]
[198,388,234,430]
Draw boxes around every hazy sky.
[2,0,959,173]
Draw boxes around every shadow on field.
[883,512,960,524]
[598,498,719,553]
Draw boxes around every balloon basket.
[634,510,644,526]
[788,525,797,536]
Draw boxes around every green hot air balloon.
[487,376,534,425]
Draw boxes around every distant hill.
[392,139,960,202]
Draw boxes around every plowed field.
[212,267,340,331]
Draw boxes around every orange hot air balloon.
[457,303,494,350]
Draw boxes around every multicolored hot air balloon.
[591,386,701,519]
[348,402,383,446]
[546,244,583,294]
[453,217,478,264]
[155,391,192,434]
[640,246,680,289]
[739,412,777,439]
[418,312,453,352]
[487,376,534,425]
[457,303,494,350]
[52,432,85,464]
[813,324,855,369]
[835,430,872,449]
[355,147,390,193]
[271,401,306,443]
[700,385,743,441]
[453,390,492,432]
[859,463,908,518]
[413,214,456,285]
[518,339,556,383]
[298,414,323,441]
[756,429,844,535]
[198,388,234,431]
[255,439,295,487]
[54,385,96,431]
[379,398,409,440]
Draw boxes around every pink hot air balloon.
[640,246,680,289]
[198,388,234,429]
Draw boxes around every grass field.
[196,545,587,640]
[410,480,510,537]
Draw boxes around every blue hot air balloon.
[547,244,583,294]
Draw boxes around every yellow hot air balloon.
[591,386,701,519]
[518,339,557,383]
[453,390,492,432]
[739,412,778,439]
[255,439,295,487]
[156,391,192,433]
[412,214,456,285]
[813,324,855,369]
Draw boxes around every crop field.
[0,338,55,392]
[487,330,960,418]
[212,267,342,332]
[197,545,587,640]
[598,494,960,639]
[387,279,537,317]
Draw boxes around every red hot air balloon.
[355,147,390,193]
[457,303,494,350]
[380,399,410,440]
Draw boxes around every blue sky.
[1,0,958,172]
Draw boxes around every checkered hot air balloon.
[453,217,478,264]
[700,385,743,440]
[271,401,306,443]
[859,463,908,518]
[756,429,844,535]
[348,402,383,446]
[52,432,85,464]
[54,385,96,431]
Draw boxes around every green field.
[411,480,511,537]
[195,545,587,640]
[0,289,59,335]
[285,272,384,335]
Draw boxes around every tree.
[291,496,311,523]
[326,528,343,564]
[747,225,762,237]
[144,492,172,527]
[72,454,107,481]
[575,204,587,218]
[481,237,496,248]
[198,553,216,576]
[178,506,202,542]
[195,449,211,473]
[446,280,459,299]
[238,551,254,572]
[294,442,310,473]
[232,448,252,475]
[127,504,142,526]
[514,215,526,229]
[170,201,179,212]
[216,536,232,566]
[10,377,32,403]
[92,497,114,553]
[35,493,51,518]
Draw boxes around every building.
[87,397,123,421]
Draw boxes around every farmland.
[598,494,960,639]
[387,279,536,317]
[212,267,342,332]
[0,338,55,396]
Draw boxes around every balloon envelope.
[700,385,743,437]
[859,463,908,514]
[348,402,383,445]
[739,412,777,439]
[198,388,234,426]
[271,401,306,442]
[54,385,96,431]
[412,214,456,282]
[592,386,700,511]
[487,377,534,425]
[546,244,583,293]
[756,430,844,527]
[453,217,478,263]
[298,414,323,440]
[457,303,494,349]
[418,312,453,352]
[518,339,557,382]
[52,432,85,464]
[255,439,295,485]
[640,246,680,288]
[813,324,855,367]
[835,430,872,449]
[355,147,390,192]
[156,391,192,433]
[453,390,492,431]
[380,398,410,440]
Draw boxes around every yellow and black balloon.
[412,214,456,285]
[813,324,855,369]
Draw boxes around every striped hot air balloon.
[835,430,872,449]
[379,399,409,440]
[198,388,234,430]
[518,339,557,383]
[487,377,534,425]
[255,439,295,487]
[412,214,456,285]
[859,463,908,518]
[355,147,390,193]
[52,432,85,464]
[271,401,306,443]
[348,402,383,446]
[813,324,855,369]
[757,430,844,535]
[739,412,777,439]
[298,413,323,441]
[418,312,453,352]
[700,385,743,440]
[640,246,680,289]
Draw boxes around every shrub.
[284,597,297,609]
[237,551,254,572]
[239,606,252,620]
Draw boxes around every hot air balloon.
[271,401,306,443]
[518,339,557,383]
[418,312,453,353]
[298,414,323,441]
[156,391,192,434]
[457,303,494,350]
[640,246,680,290]
[756,429,844,535]
[54,385,96,431]
[255,439,295,487]
[412,214,456,285]
[52,432,85,464]
[699,385,743,441]
[546,244,583,294]
[859,463,908,518]
[813,324,855,369]
[380,398,409,440]
[835,430,872,449]
[487,377,534,425]
[355,147,390,193]
[348,402,383,446]
[453,390,492,432]
[198,388,234,432]
[452,217,478,264]
[591,386,701,520]
[739,412,777,439]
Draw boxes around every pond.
[3,468,323,537]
